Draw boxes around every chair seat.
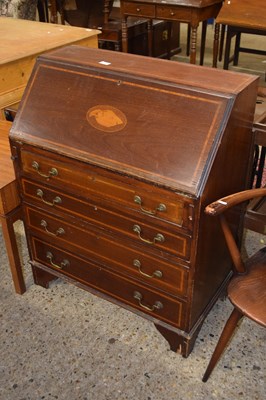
[228,247,266,327]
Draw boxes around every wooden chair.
[202,187,266,382]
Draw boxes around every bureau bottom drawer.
[31,237,186,328]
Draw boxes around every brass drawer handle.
[32,161,58,179]
[133,259,163,279]
[133,224,165,245]
[133,291,163,312]
[134,195,166,215]
[170,10,175,16]
[36,189,62,206]
[46,251,70,270]
[40,220,65,237]
[136,7,141,12]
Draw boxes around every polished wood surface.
[213,0,266,68]
[10,46,258,356]
[120,0,223,63]
[11,46,258,194]
[0,17,99,119]
[216,0,266,29]
[203,188,266,382]
[0,120,26,294]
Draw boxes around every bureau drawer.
[156,6,191,21]
[123,2,155,18]
[31,237,186,328]
[19,148,195,229]
[25,204,191,260]
[25,206,190,297]
[22,179,191,251]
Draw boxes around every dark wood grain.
[11,46,258,356]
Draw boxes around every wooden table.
[0,17,99,119]
[120,0,223,64]
[213,0,266,69]
[0,18,99,294]
[0,120,26,294]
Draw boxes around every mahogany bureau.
[9,46,258,357]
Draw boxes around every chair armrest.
[205,188,266,217]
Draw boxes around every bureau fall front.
[10,46,258,356]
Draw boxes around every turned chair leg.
[202,307,243,382]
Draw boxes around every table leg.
[0,208,26,294]
[49,0,58,24]
[200,20,207,65]
[147,19,153,57]
[190,25,198,64]
[223,26,234,70]
[233,32,241,66]
[186,24,191,56]
[213,23,220,68]
[122,16,129,53]
[166,22,172,59]
[219,24,226,62]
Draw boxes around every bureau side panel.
[189,79,258,328]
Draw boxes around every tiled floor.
[0,23,265,400]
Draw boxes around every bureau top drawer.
[16,146,195,230]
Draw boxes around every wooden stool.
[0,120,26,294]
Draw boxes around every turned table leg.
[147,19,153,57]
[213,23,220,68]
[190,25,198,64]
[121,17,129,53]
